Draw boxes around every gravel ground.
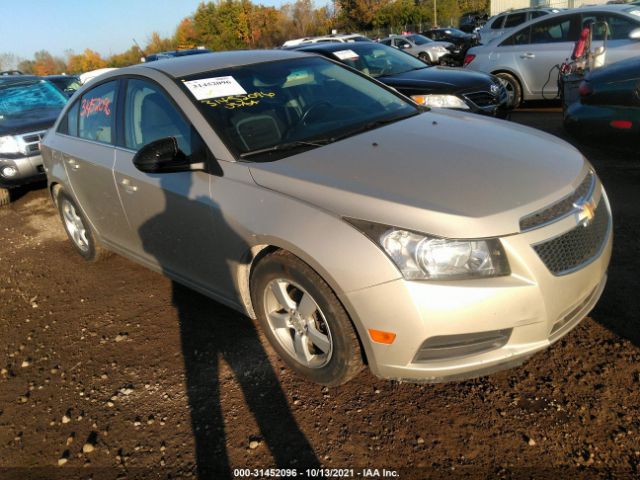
[0,111,638,480]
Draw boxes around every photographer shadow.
[138,172,320,479]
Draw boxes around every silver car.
[379,34,453,64]
[466,5,640,107]
[41,50,611,386]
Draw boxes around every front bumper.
[0,154,46,188]
[345,194,612,382]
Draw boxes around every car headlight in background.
[411,94,469,110]
[346,219,510,280]
[0,135,23,155]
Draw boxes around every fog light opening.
[368,329,397,345]
[1,166,17,178]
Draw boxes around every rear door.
[54,80,130,244]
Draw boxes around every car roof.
[294,42,371,53]
[118,49,313,78]
[0,75,45,86]
[44,74,79,79]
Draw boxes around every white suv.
[479,8,561,44]
[282,34,371,48]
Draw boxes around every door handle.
[66,157,80,170]
[119,178,138,194]
[520,53,535,59]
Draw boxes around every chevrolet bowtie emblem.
[574,198,597,227]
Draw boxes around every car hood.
[380,66,495,94]
[248,110,587,239]
[0,108,60,136]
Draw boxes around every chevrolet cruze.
[41,50,612,385]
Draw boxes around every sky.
[0,0,301,62]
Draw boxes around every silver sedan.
[42,50,611,385]
[379,34,454,64]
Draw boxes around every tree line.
[1,0,487,75]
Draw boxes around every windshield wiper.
[239,139,330,159]
[328,112,420,143]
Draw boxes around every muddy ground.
[0,111,639,480]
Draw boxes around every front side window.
[124,79,193,155]
[78,81,116,144]
[179,57,418,159]
[406,34,432,45]
[396,39,412,49]
[530,16,573,43]
[583,13,639,40]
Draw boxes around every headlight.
[411,94,469,109]
[346,219,510,280]
[0,135,22,155]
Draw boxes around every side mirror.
[401,43,411,49]
[629,28,640,40]
[133,137,205,174]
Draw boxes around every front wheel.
[0,187,10,207]
[56,190,109,262]
[418,52,432,65]
[251,250,363,386]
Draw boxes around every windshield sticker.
[201,91,275,109]
[80,97,111,117]
[184,76,247,100]
[333,49,359,60]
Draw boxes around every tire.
[418,52,432,64]
[0,187,10,207]
[56,190,110,262]
[251,250,363,386]
[495,72,522,109]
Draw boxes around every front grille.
[19,130,46,156]
[463,91,498,107]
[533,198,610,276]
[520,171,595,232]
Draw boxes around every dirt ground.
[1,110,639,480]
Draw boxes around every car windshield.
[180,56,419,160]
[0,80,67,120]
[406,34,433,45]
[328,43,428,78]
[445,29,467,37]
[49,77,81,94]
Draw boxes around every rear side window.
[78,81,117,144]
[504,13,527,28]
[491,16,506,29]
[58,101,79,136]
[531,11,549,19]
[530,16,573,43]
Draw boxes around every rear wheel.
[251,250,363,386]
[56,190,109,262]
[495,72,522,109]
[0,187,10,207]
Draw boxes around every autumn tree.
[31,50,67,75]
[67,49,107,73]
[108,45,145,68]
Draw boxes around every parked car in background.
[565,56,640,140]
[295,42,508,115]
[143,47,211,62]
[478,7,562,44]
[465,5,640,107]
[459,11,489,33]
[45,74,81,97]
[422,27,479,65]
[0,76,67,205]
[79,68,118,85]
[282,34,371,48]
[379,34,454,64]
[42,50,610,386]
[1,70,23,76]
